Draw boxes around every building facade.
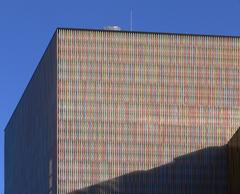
[5,28,240,194]
[4,35,57,194]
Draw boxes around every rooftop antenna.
[130,9,133,31]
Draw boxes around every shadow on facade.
[69,146,228,194]
[228,127,240,194]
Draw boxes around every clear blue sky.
[0,0,240,192]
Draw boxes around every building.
[4,28,240,194]
[228,127,240,194]
[70,145,229,194]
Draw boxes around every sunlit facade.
[57,29,240,193]
[5,28,240,194]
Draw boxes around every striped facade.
[57,29,240,193]
[5,28,240,194]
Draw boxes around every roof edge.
[56,27,240,39]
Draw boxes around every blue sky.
[0,0,240,192]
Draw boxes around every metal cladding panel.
[4,34,57,194]
[56,29,240,193]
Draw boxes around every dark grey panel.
[4,33,57,194]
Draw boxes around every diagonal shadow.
[69,146,229,194]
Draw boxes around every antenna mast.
[130,9,133,31]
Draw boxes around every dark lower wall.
[70,146,229,194]
[228,128,240,194]
[4,33,57,194]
